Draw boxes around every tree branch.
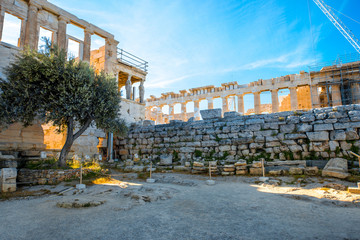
[73,118,93,140]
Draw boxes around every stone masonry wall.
[115,105,360,166]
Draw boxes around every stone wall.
[17,168,94,185]
[115,105,360,165]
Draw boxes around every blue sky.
[49,0,360,113]
[3,0,360,112]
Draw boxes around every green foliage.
[0,41,127,164]
[172,150,179,162]
[194,150,202,158]
[350,145,360,154]
[215,134,221,142]
[283,151,294,160]
[335,146,341,155]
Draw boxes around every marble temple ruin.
[0,0,147,159]
[146,59,360,124]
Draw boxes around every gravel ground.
[1,173,360,240]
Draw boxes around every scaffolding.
[309,53,360,108]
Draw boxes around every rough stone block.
[252,161,262,168]
[304,166,319,176]
[159,154,173,166]
[193,161,204,167]
[235,160,247,166]
[223,167,235,172]
[289,167,304,175]
[322,158,350,179]
[314,124,334,131]
[1,183,16,192]
[224,111,241,118]
[249,167,263,175]
[348,187,360,194]
[306,131,329,141]
[269,169,283,176]
[236,170,247,175]
[1,168,17,183]
[200,109,222,120]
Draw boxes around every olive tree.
[0,44,127,166]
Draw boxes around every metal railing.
[117,48,148,72]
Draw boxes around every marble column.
[311,85,320,108]
[156,106,163,124]
[24,2,40,49]
[132,86,136,101]
[194,100,201,120]
[57,16,68,50]
[254,92,261,115]
[168,104,175,121]
[139,80,145,103]
[237,94,244,115]
[104,38,118,73]
[181,102,187,121]
[271,89,279,113]
[289,87,298,111]
[0,6,4,42]
[331,84,342,106]
[83,29,92,62]
[125,75,132,99]
[222,96,228,114]
[207,98,214,109]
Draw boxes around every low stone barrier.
[115,105,360,166]
[17,169,94,185]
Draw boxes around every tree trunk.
[59,118,74,167]
[58,117,93,167]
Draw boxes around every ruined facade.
[146,60,360,124]
[0,0,147,158]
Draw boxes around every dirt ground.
[1,171,360,240]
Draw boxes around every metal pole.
[209,162,212,180]
[107,132,113,161]
[150,162,152,179]
[80,160,83,185]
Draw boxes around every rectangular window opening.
[2,12,22,47]
[38,27,53,52]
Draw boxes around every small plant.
[278,117,285,121]
[173,150,179,162]
[215,134,221,142]
[194,150,202,158]
[335,146,341,155]
[350,145,359,154]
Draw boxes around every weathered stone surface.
[224,112,241,118]
[249,167,262,175]
[200,109,222,120]
[297,124,312,132]
[289,167,304,175]
[236,170,247,175]
[193,161,204,167]
[235,160,247,166]
[266,160,306,167]
[306,131,329,141]
[304,166,318,176]
[313,124,333,131]
[252,161,262,168]
[322,158,350,179]
[330,130,346,140]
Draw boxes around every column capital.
[28,0,42,11]
[84,28,94,35]
[105,37,119,46]
[58,15,70,23]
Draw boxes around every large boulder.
[200,109,222,120]
[159,154,173,166]
[322,158,350,179]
